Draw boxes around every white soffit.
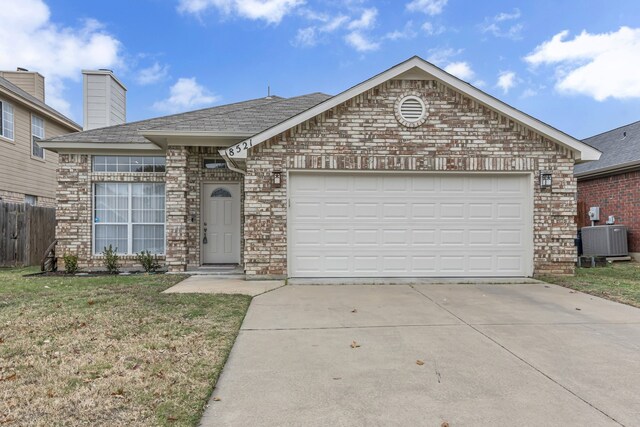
[225,56,601,162]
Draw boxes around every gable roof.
[0,76,80,131]
[575,120,640,178]
[40,93,331,150]
[223,56,601,163]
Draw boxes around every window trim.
[31,113,45,160]
[0,99,15,141]
[92,182,166,256]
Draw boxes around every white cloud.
[177,0,304,24]
[385,21,417,41]
[136,62,170,85]
[444,61,474,81]
[421,21,445,36]
[496,70,517,93]
[406,0,448,16]
[153,77,220,113]
[525,27,640,101]
[347,8,377,31]
[0,0,122,117]
[480,8,523,40]
[520,88,537,98]
[426,47,462,66]
[345,32,380,52]
[293,27,318,47]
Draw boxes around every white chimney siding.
[82,70,127,131]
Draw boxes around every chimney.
[82,69,127,130]
[0,68,45,102]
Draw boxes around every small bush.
[136,250,161,273]
[63,253,79,274]
[102,245,120,274]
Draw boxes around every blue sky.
[2,0,640,139]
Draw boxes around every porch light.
[540,171,552,189]
[272,170,282,188]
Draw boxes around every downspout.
[219,149,246,175]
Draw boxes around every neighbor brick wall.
[0,189,55,207]
[577,170,640,253]
[56,154,166,270]
[245,79,578,277]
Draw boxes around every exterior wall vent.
[395,94,428,128]
[581,225,629,256]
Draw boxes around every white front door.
[288,172,533,278]
[202,183,241,264]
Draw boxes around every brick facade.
[57,149,242,272]
[245,79,578,277]
[577,170,640,254]
[56,154,166,270]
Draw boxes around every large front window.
[94,183,165,255]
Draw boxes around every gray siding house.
[40,57,600,277]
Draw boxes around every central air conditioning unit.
[581,225,629,257]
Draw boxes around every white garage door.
[288,173,533,278]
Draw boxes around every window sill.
[0,135,15,144]
[30,154,46,163]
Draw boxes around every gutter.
[575,160,640,180]
[219,149,246,175]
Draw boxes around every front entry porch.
[164,146,245,273]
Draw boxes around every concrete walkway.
[200,283,640,426]
[163,275,284,296]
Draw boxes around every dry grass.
[541,261,640,308]
[0,268,250,426]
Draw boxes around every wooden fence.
[0,202,56,267]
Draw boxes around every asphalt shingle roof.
[575,120,640,176]
[43,92,332,144]
[0,76,80,130]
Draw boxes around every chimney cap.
[82,69,127,91]
[16,67,29,72]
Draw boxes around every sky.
[1,0,640,139]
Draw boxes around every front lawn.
[0,268,250,426]
[542,262,640,308]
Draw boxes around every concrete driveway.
[200,283,640,426]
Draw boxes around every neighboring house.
[40,56,600,278]
[575,120,640,260]
[0,69,81,207]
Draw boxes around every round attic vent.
[395,95,428,127]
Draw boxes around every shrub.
[136,250,161,273]
[63,253,78,274]
[102,245,120,274]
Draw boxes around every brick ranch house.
[40,56,600,278]
[575,120,640,260]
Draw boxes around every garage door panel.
[289,173,532,277]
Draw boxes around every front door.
[202,183,241,264]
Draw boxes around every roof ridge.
[582,119,640,141]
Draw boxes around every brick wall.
[0,189,55,207]
[245,79,578,277]
[577,170,640,253]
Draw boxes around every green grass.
[541,262,640,308]
[0,268,251,426]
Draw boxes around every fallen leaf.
[569,291,576,293]
[575,308,581,311]
[0,373,16,382]
[212,397,221,401]
[350,341,360,348]
[441,422,450,427]
[167,416,178,421]
[544,285,550,288]
[416,360,425,366]
[87,300,95,305]
[351,308,357,313]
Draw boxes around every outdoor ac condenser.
[581,225,629,257]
